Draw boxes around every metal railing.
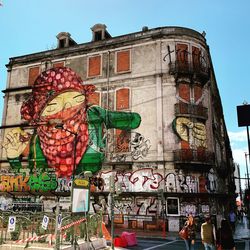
[175,103,208,120]
[173,149,214,165]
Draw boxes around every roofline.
[6,26,207,68]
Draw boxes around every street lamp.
[245,152,250,189]
[54,124,78,250]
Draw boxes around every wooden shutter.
[179,83,190,102]
[176,44,188,65]
[28,66,40,86]
[192,46,201,70]
[116,88,130,110]
[53,62,65,68]
[88,55,101,77]
[117,50,130,73]
[88,92,100,106]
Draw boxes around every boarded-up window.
[116,88,130,110]
[53,62,65,68]
[88,92,100,106]
[179,83,190,102]
[192,46,201,70]
[194,84,202,102]
[115,88,130,152]
[116,129,130,152]
[88,55,101,77]
[176,44,189,66]
[116,50,130,73]
[28,66,40,86]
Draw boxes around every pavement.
[107,215,250,249]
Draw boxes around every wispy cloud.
[228,130,247,142]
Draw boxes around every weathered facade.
[0,24,235,232]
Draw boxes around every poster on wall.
[166,197,180,216]
[72,188,90,213]
[72,178,90,213]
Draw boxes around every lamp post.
[54,124,77,250]
[245,152,250,189]
[109,174,115,250]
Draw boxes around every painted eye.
[73,94,85,103]
[44,104,57,113]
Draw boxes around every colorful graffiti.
[0,168,215,194]
[108,132,150,162]
[0,173,57,192]
[172,117,207,148]
[98,168,214,193]
[2,67,141,178]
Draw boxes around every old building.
[0,24,235,232]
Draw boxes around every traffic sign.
[8,216,16,232]
[42,215,49,230]
[57,213,62,230]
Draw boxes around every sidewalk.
[110,215,250,241]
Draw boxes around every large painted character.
[172,117,206,148]
[3,67,141,177]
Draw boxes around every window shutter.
[28,67,40,86]
[116,88,130,110]
[117,50,130,73]
[88,55,101,77]
[53,62,65,68]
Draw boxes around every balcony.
[173,149,214,171]
[169,60,210,85]
[175,103,208,120]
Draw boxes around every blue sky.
[0,0,250,184]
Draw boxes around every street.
[124,238,246,250]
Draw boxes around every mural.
[2,67,141,178]
[172,117,207,148]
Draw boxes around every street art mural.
[2,67,141,178]
[108,131,151,162]
[172,117,207,148]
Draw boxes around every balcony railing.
[169,60,210,84]
[175,103,208,120]
[174,149,214,170]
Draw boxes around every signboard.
[72,179,90,213]
[237,104,250,127]
[42,215,49,230]
[8,216,16,232]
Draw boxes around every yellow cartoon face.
[41,91,85,117]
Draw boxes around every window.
[176,43,189,66]
[192,46,201,70]
[88,55,101,77]
[116,88,130,110]
[94,31,102,41]
[28,66,40,86]
[116,50,131,73]
[53,62,65,68]
[59,39,66,48]
[115,88,130,152]
[166,197,180,216]
[88,92,100,106]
